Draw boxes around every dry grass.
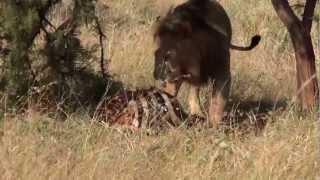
[0,0,319,179]
[0,109,318,180]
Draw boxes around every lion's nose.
[160,80,166,88]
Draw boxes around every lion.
[153,0,261,128]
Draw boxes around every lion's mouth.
[159,73,192,96]
[160,82,178,96]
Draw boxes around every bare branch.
[271,0,301,29]
[271,0,306,46]
[302,0,317,33]
[94,17,109,80]
[42,16,57,31]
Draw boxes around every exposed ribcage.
[96,87,188,129]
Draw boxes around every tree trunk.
[271,0,319,109]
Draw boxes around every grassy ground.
[0,109,318,180]
[0,0,319,179]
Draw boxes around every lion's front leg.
[188,86,203,116]
[208,79,230,128]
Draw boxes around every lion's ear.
[177,21,192,38]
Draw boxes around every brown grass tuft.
[0,0,319,179]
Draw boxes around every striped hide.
[96,87,192,130]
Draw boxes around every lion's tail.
[230,35,261,51]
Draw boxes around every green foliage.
[0,0,111,108]
[45,29,86,75]
[73,0,97,24]
[0,0,56,102]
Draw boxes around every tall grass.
[0,110,318,180]
[0,0,319,179]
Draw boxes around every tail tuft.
[230,35,261,51]
[250,35,261,49]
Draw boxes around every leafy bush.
[0,0,115,110]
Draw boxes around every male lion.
[153,0,261,128]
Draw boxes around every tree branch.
[42,16,57,31]
[271,0,319,108]
[302,0,317,33]
[271,0,301,29]
[25,0,61,82]
[271,0,307,46]
[94,17,109,80]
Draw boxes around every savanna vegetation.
[0,0,319,179]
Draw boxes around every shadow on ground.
[222,98,288,135]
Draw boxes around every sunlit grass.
[0,0,319,179]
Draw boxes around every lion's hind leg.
[208,79,230,128]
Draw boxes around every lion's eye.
[163,54,169,61]
[167,50,173,56]
[163,50,176,61]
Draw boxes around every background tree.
[271,0,319,109]
[0,0,110,108]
